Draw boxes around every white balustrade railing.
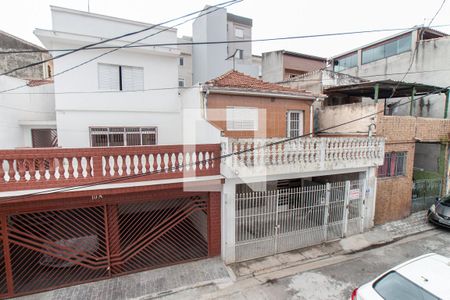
[223,137,385,175]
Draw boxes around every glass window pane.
[373,271,439,300]
[142,133,156,145]
[91,134,108,147]
[126,133,141,146]
[385,41,397,57]
[398,34,412,53]
[109,133,124,146]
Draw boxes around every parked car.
[428,195,450,228]
[350,253,450,300]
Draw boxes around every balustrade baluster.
[76,157,82,179]
[104,156,111,177]
[0,159,5,182]
[6,159,15,182]
[48,157,55,180]
[86,157,92,178]
[38,158,46,180]
[145,154,150,173]
[17,159,25,182]
[137,154,143,174]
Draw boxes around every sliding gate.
[235,180,365,262]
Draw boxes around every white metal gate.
[235,180,365,262]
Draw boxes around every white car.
[351,253,450,300]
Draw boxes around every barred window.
[90,127,157,147]
[378,152,407,177]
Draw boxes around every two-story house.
[200,71,384,263]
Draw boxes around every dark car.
[428,195,450,228]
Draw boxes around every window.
[179,57,184,66]
[373,271,439,300]
[378,152,407,177]
[178,78,185,87]
[236,49,244,59]
[31,129,58,148]
[226,107,258,131]
[362,34,412,64]
[90,127,157,147]
[287,111,304,138]
[98,63,144,91]
[333,53,358,72]
[235,28,244,38]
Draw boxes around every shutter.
[227,107,258,131]
[122,66,144,91]
[98,64,120,90]
[31,129,58,148]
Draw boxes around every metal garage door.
[0,192,210,298]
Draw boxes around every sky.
[1,0,449,58]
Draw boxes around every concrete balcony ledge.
[222,137,385,178]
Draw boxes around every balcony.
[223,137,385,178]
[0,144,221,192]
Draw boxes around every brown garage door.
[0,190,212,298]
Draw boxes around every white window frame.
[89,127,158,147]
[98,63,144,91]
[226,106,258,131]
[287,110,304,138]
[235,28,244,38]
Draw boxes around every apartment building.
[192,6,259,84]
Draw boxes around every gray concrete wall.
[0,31,52,80]
[262,51,284,83]
[317,102,377,134]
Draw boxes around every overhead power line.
[0,0,241,94]
[3,85,448,203]
[0,0,240,76]
[1,24,450,55]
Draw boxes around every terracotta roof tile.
[27,79,54,87]
[205,70,312,96]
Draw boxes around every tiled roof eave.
[205,86,321,100]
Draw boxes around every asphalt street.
[160,228,450,300]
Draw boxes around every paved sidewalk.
[229,210,435,279]
[378,210,433,238]
[14,258,231,300]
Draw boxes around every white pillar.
[222,179,236,264]
[361,167,377,229]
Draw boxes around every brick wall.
[375,143,415,224]
[374,111,450,224]
[207,93,312,138]
[208,192,221,257]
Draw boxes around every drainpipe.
[373,83,379,104]
[310,98,319,137]
[202,88,210,120]
[444,89,450,119]
[410,86,416,116]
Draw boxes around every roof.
[205,70,321,98]
[0,30,47,52]
[282,50,326,62]
[332,26,448,59]
[324,80,448,98]
[27,79,54,87]
[227,13,252,27]
[395,254,450,299]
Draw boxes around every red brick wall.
[208,192,221,257]
[207,93,312,138]
[375,143,415,224]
